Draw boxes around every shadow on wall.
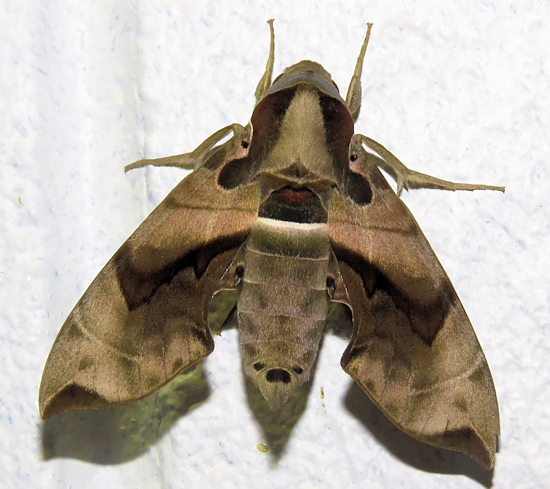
[345,381,495,487]
[40,363,210,464]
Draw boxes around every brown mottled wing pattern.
[39,165,259,419]
[329,144,499,468]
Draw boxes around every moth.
[40,22,502,469]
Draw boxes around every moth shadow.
[344,382,494,487]
[40,363,210,464]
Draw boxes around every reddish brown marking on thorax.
[278,187,315,203]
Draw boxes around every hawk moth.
[39,21,502,469]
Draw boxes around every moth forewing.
[40,21,501,470]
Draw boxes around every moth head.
[263,60,341,104]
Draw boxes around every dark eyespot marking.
[346,170,372,206]
[253,362,266,372]
[292,366,304,375]
[218,157,250,190]
[233,265,245,287]
[266,369,291,384]
[350,152,358,162]
[326,276,336,298]
[235,265,244,280]
[241,141,249,148]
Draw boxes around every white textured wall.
[1,1,548,488]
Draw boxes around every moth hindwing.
[40,21,502,469]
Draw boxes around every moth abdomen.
[237,216,331,410]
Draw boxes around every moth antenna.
[254,19,275,103]
[345,22,373,121]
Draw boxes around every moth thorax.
[237,216,331,410]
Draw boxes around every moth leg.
[357,134,505,196]
[125,123,248,172]
[254,19,275,103]
[345,23,373,121]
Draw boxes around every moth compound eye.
[241,141,249,148]
[350,152,358,162]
